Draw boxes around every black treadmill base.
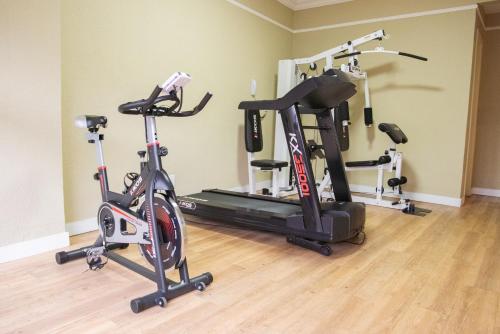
[178,189,365,255]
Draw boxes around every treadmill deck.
[179,190,302,219]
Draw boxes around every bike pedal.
[87,257,104,270]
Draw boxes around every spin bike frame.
[91,114,177,245]
[93,116,175,218]
[59,116,210,312]
[56,81,213,313]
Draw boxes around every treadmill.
[178,69,365,255]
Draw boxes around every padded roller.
[378,155,391,164]
[378,123,408,144]
[388,176,408,188]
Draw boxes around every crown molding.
[277,0,353,11]
[294,4,478,33]
[227,1,478,34]
[226,0,294,32]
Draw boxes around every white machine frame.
[274,30,385,190]
[247,151,281,197]
[317,138,408,210]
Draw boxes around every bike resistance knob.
[159,146,168,157]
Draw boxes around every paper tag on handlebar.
[161,72,191,94]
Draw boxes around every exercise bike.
[55,72,213,313]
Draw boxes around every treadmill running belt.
[180,191,302,217]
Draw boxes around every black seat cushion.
[75,115,107,129]
[346,155,391,168]
[346,160,379,167]
[251,159,288,170]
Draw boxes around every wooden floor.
[1,195,500,333]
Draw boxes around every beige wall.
[0,0,65,246]
[237,0,294,28]
[292,10,477,198]
[62,0,293,223]
[472,29,500,190]
[293,0,488,30]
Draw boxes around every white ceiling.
[481,0,500,14]
[277,0,354,11]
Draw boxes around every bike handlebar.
[195,92,212,113]
[118,86,164,114]
[156,92,213,117]
[118,85,212,117]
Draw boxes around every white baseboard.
[349,184,462,207]
[66,218,98,236]
[230,180,462,207]
[471,187,500,198]
[0,232,70,264]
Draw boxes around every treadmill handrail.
[238,76,324,111]
[238,69,356,111]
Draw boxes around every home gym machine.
[178,69,365,256]
[55,72,213,313]
[316,122,430,216]
[273,30,387,191]
[269,29,429,214]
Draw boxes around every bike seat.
[74,115,107,130]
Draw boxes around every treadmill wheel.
[320,244,333,256]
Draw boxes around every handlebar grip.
[118,99,144,113]
[144,86,163,106]
[118,86,163,114]
[334,51,361,60]
[194,92,213,112]
[398,52,428,61]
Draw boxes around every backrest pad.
[245,110,263,153]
